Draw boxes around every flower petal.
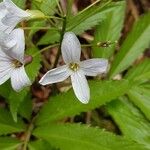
[11,66,31,92]
[61,32,81,63]
[80,58,108,76]
[39,65,71,85]
[4,28,25,63]
[3,0,30,19]
[71,70,90,104]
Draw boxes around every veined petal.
[39,65,71,85]
[71,70,90,104]
[80,58,108,76]
[11,66,31,92]
[4,0,30,17]
[61,32,81,63]
[4,28,25,63]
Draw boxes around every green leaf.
[18,93,32,120]
[66,1,124,34]
[26,47,42,82]
[32,0,57,15]
[128,86,150,120]
[109,12,150,78]
[36,80,129,125]
[28,140,58,150]
[93,2,125,58]
[37,28,60,45]
[0,137,21,150]
[107,98,150,148]
[33,123,148,150]
[9,89,28,122]
[13,0,26,9]
[0,108,25,135]
[125,59,150,84]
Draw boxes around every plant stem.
[22,118,35,150]
[32,43,59,57]
[53,16,67,68]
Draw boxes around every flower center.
[12,59,23,68]
[69,63,79,72]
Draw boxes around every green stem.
[32,43,59,57]
[53,16,67,68]
[22,118,35,150]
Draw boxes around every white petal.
[61,32,81,63]
[80,58,108,76]
[71,70,90,104]
[11,66,31,92]
[0,0,30,32]
[39,65,71,85]
[4,0,30,18]
[4,28,25,62]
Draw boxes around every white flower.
[39,32,108,104]
[0,28,31,91]
[0,0,30,33]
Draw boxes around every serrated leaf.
[93,2,125,58]
[0,137,21,150]
[28,139,58,150]
[0,108,25,135]
[18,93,32,120]
[66,1,124,34]
[35,80,129,125]
[9,89,28,122]
[37,28,60,45]
[128,86,150,120]
[125,59,150,84]
[33,123,148,150]
[32,0,57,15]
[109,12,150,78]
[107,98,150,148]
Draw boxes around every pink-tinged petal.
[39,65,71,85]
[61,32,81,63]
[80,58,108,76]
[71,70,90,104]
[11,66,31,92]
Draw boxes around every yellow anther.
[69,63,79,72]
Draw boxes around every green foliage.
[93,1,125,58]
[12,0,26,8]
[33,123,148,150]
[0,137,21,150]
[0,108,25,135]
[109,12,150,78]
[26,47,42,82]
[32,0,58,15]
[107,98,150,149]
[128,86,150,120]
[35,80,130,125]
[66,1,124,34]
[125,59,150,84]
[28,140,58,150]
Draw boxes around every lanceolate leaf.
[33,123,148,150]
[125,59,150,84]
[66,1,124,34]
[93,1,125,58]
[107,98,150,148]
[0,137,21,150]
[0,108,25,135]
[128,86,150,120]
[35,80,130,125]
[109,12,150,78]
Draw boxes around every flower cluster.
[0,0,108,103]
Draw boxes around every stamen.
[69,63,79,72]
[12,59,23,68]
